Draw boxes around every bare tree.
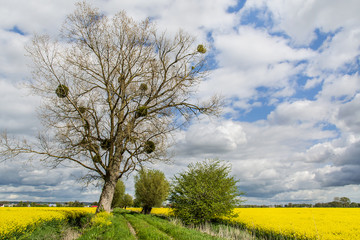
[0,2,220,212]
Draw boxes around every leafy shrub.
[135,169,169,214]
[169,159,243,225]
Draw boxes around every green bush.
[169,159,243,225]
[135,169,169,214]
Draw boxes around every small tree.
[111,180,125,209]
[122,194,133,209]
[169,159,243,225]
[135,168,169,214]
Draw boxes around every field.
[0,208,230,240]
[129,207,360,240]
[1,207,360,239]
[0,207,96,239]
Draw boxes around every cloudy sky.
[1,0,360,205]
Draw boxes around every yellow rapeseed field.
[0,207,95,239]
[129,207,360,240]
[229,208,360,240]
[127,207,173,216]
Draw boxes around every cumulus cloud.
[0,160,101,202]
[175,119,247,156]
[0,80,40,136]
[267,100,331,125]
[242,0,360,45]
[336,93,360,133]
[1,0,360,204]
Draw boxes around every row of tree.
[7,200,98,207]
[313,197,359,208]
[239,197,360,208]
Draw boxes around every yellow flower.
[0,207,95,238]
[91,211,112,226]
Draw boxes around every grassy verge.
[79,213,136,240]
[138,214,225,240]
[124,212,172,240]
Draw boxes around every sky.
[0,0,360,205]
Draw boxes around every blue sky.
[1,0,360,205]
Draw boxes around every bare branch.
[1,2,221,212]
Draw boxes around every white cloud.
[0,0,76,35]
[214,27,313,69]
[198,27,314,110]
[244,0,360,45]
[315,28,360,71]
[0,80,40,136]
[336,93,360,133]
[175,119,247,156]
[0,30,31,81]
[267,100,332,125]
[1,0,360,205]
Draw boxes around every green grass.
[124,213,171,240]
[79,214,136,240]
[15,218,80,240]
[137,214,225,240]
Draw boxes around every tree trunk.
[141,205,152,214]
[96,172,118,213]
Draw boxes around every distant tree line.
[239,197,360,208]
[0,200,98,207]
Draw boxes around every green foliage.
[139,83,148,92]
[169,159,242,225]
[144,140,155,154]
[135,169,170,214]
[133,198,141,207]
[92,154,101,163]
[123,194,133,208]
[197,44,206,54]
[78,106,87,113]
[55,84,69,98]
[16,219,70,240]
[135,106,148,118]
[111,180,125,209]
[67,200,84,207]
[100,138,112,150]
